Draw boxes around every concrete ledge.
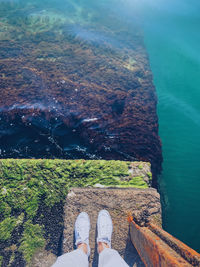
[62,187,161,267]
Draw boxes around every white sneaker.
[75,212,90,256]
[97,210,113,248]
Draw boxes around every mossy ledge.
[0,159,151,266]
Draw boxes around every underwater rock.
[0,1,162,182]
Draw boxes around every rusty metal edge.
[148,222,200,266]
[129,217,196,267]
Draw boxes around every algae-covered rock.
[0,0,162,183]
[0,159,150,266]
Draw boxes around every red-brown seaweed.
[0,1,162,182]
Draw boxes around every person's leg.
[52,212,90,267]
[52,248,88,267]
[98,245,129,267]
[97,210,129,267]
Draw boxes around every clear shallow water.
[0,0,162,171]
[0,0,199,252]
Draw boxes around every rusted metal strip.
[148,222,200,266]
[129,217,200,267]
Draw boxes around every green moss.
[147,171,152,181]
[0,159,150,263]
[0,217,17,241]
[118,176,148,188]
[0,256,3,266]
[19,221,45,263]
[138,164,143,169]
[0,213,25,241]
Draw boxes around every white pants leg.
[52,248,88,267]
[98,248,129,267]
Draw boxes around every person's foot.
[75,212,90,256]
[97,210,113,249]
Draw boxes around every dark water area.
[0,0,199,254]
[0,0,162,178]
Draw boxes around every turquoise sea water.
[133,0,200,252]
[0,0,199,252]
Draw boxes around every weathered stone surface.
[30,249,56,267]
[0,1,162,181]
[60,187,161,267]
